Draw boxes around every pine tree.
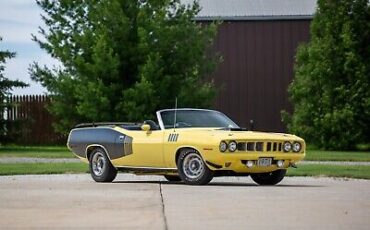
[31,0,220,133]
[0,37,28,143]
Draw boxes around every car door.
[162,129,184,168]
[117,129,165,167]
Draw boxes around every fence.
[5,95,66,145]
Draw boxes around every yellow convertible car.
[67,109,305,185]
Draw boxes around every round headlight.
[219,141,228,152]
[283,141,292,152]
[228,141,237,152]
[292,142,302,152]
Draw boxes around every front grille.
[237,141,283,152]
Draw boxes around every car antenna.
[173,97,177,132]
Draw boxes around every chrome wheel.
[182,152,204,179]
[89,148,117,182]
[91,151,106,176]
[177,149,214,185]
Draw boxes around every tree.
[31,0,220,133]
[0,37,28,143]
[285,0,370,150]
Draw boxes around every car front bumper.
[203,151,305,173]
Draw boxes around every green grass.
[0,146,74,158]
[1,145,370,163]
[0,162,88,175]
[305,150,370,162]
[0,162,369,180]
[287,164,370,179]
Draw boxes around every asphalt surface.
[0,174,369,230]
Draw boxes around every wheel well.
[86,145,100,160]
[86,145,113,163]
[175,147,198,165]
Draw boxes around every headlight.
[228,141,237,152]
[283,141,292,152]
[219,141,227,152]
[292,142,302,152]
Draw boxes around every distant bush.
[284,0,370,150]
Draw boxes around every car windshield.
[160,110,239,129]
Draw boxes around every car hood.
[176,128,303,141]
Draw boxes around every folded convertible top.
[75,122,139,128]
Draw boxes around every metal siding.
[181,0,316,19]
[211,20,310,132]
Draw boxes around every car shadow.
[112,180,324,188]
[207,182,324,187]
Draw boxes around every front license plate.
[257,158,272,166]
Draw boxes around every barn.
[190,0,316,132]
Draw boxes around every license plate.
[257,158,272,166]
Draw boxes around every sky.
[0,0,58,95]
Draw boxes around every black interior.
[119,125,142,130]
[120,120,160,131]
[143,120,160,130]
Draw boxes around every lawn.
[287,164,370,179]
[0,146,73,158]
[1,162,369,179]
[0,162,88,175]
[2,145,369,179]
[305,150,370,162]
[1,145,370,163]
[2,146,370,162]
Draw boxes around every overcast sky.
[0,0,58,95]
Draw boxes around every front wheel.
[89,148,117,182]
[177,149,213,185]
[250,169,286,185]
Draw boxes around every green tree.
[0,37,28,143]
[31,0,219,133]
[286,0,370,150]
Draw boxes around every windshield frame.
[156,108,239,130]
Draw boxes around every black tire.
[89,148,117,182]
[250,169,287,185]
[163,175,182,182]
[177,149,213,185]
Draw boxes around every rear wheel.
[163,175,182,182]
[89,148,117,182]
[177,149,213,185]
[250,169,286,185]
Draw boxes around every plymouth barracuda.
[67,108,305,185]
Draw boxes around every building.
[187,0,316,131]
